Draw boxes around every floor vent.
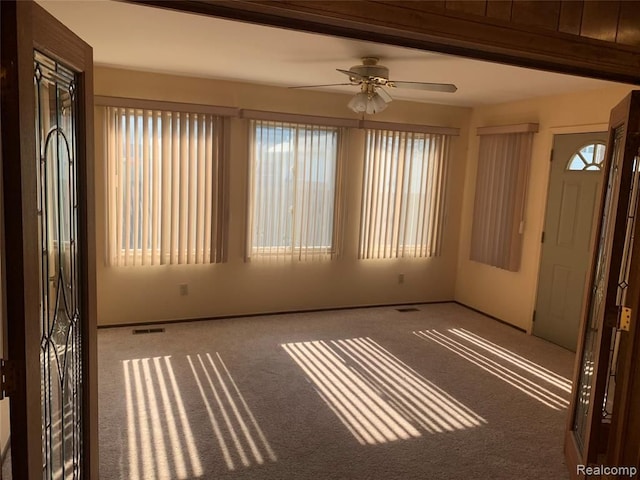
[132,327,165,335]
[396,307,420,313]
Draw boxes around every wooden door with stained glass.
[565,91,640,478]
[0,1,97,479]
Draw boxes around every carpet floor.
[98,302,575,480]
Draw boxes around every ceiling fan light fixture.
[348,91,388,114]
[348,92,369,113]
[297,57,457,114]
[370,92,388,113]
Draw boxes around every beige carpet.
[98,303,574,480]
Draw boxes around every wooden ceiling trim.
[484,0,513,21]
[444,1,487,17]
[580,0,621,43]
[617,2,640,48]
[558,1,584,36]
[509,1,562,31]
[128,0,640,84]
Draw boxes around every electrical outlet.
[179,283,189,296]
[398,273,405,284]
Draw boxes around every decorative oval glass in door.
[34,51,82,479]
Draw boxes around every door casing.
[564,91,640,478]
[0,1,98,478]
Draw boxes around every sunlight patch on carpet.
[449,328,572,392]
[414,329,570,410]
[123,357,203,480]
[282,337,486,445]
[186,353,277,471]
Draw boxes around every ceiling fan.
[290,57,458,114]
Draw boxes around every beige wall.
[455,84,634,332]
[94,67,472,326]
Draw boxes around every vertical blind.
[359,129,451,259]
[247,119,343,262]
[105,106,227,266]
[470,131,535,271]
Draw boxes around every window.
[105,106,227,266]
[247,120,342,261]
[470,126,537,271]
[567,142,606,171]
[359,129,451,259]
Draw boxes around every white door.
[533,132,608,351]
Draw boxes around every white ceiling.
[38,0,623,107]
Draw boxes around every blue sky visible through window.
[567,142,606,171]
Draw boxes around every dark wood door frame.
[0,1,98,478]
[564,91,640,478]
[1,3,46,475]
[606,92,640,468]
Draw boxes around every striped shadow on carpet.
[98,303,574,480]
[414,329,571,410]
[282,337,486,445]
[122,354,276,479]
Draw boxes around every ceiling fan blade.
[376,87,393,103]
[288,83,355,89]
[337,68,366,81]
[390,81,458,93]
